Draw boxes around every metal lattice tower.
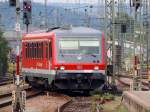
[105,0,116,85]
[143,0,150,77]
[133,1,141,91]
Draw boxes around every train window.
[33,43,35,59]
[41,42,44,59]
[27,43,30,58]
[32,43,34,59]
[38,43,40,59]
[25,42,44,59]
[36,43,38,59]
[33,43,36,59]
[39,42,43,59]
[59,40,78,49]
[27,43,29,58]
[37,43,40,59]
[29,43,32,58]
[49,42,52,59]
[39,43,41,59]
[46,43,48,59]
[79,40,99,55]
[25,43,27,58]
[25,43,28,58]
[29,43,31,58]
[45,42,52,59]
[80,41,99,47]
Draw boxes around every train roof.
[22,27,102,40]
[52,27,102,37]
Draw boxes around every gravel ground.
[0,94,69,112]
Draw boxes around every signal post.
[9,0,26,112]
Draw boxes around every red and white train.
[21,27,106,91]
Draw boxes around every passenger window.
[25,43,27,58]
[34,43,36,59]
[45,42,52,60]
[49,42,52,59]
[29,43,32,58]
[37,43,39,59]
[32,43,34,59]
[46,43,48,59]
[27,43,30,58]
[39,42,43,59]
[36,43,38,59]
[38,43,40,59]
[41,42,43,58]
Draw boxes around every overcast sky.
[0,0,105,4]
[34,0,102,4]
[0,0,130,5]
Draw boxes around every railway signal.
[9,0,16,6]
[23,0,32,32]
[130,0,141,11]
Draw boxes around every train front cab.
[52,31,106,90]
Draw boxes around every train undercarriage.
[25,72,106,92]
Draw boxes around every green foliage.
[92,93,115,102]
[8,63,15,74]
[0,29,10,75]
[102,93,115,101]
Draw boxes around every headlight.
[94,66,99,70]
[60,66,65,70]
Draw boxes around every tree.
[0,29,10,75]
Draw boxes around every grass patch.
[102,96,128,112]
[116,105,128,112]
[102,93,115,101]
[91,94,128,112]
[91,93,115,112]
[92,93,115,102]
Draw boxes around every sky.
[0,0,104,4]
[33,0,102,4]
[0,0,130,5]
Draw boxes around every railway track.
[0,84,30,107]
[0,88,42,107]
[0,77,13,86]
[117,76,149,90]
[57,97,91,112]
[0,81,13,86]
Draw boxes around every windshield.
[59,40,99,55]
[57,38,101,63]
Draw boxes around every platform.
[122,91,150,112]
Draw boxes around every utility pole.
[143,0,150,89]
[105,0,116,86]
[0,14,1,26]
[45,0,48,29]
[11,0,26,111]
[130,0,142,91]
